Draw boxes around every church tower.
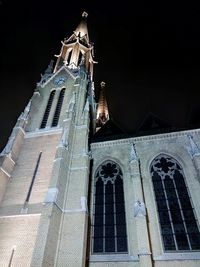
[1,11,200,267]
[0,12,95,267]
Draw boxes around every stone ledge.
[154,252,200,261]
[0,213,41,219]
[0,203,44,217]
[90,254,139,262]
[91,128,200,149]
[25,128,62,138]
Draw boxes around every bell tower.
[0,12,95,267]
[54,11,94,76]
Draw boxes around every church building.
[0,12,200,267]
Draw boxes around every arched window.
[151,154,200,251]
[77,51,83,66]
[92,161,128,253]
[51,88,65,127]
[67,49,72,65]
[40,90,55,129]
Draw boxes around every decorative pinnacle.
[82,11,88,18]
[187,134,200,157]
[130,143,138,162]
[100,81,106,88]
[96,81,109,128]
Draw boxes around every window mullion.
[162,177,178,250]
[92,190,95,253]
[103,181,105,253]
[113,181,117,253]
[92,161,128,254]
[173,178,192,250]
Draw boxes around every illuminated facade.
[0,12,200,267]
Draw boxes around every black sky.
[1,0,200,149]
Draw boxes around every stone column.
[129,143,153,267]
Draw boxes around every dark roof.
[91,113,194,143]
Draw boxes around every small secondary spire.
[96,81,109,130]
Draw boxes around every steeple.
[96,81,109,130]
[74,11,89,42]
[54,12,95,78]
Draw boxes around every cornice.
[91,128,200,149]
[25,128,62,138]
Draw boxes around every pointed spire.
[54,12,95,75]
[96,82,109,129]
[74,12,89,42]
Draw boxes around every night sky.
[1,0,200,149]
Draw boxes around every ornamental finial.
[82,11,88,18]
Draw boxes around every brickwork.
[0,215,40,267]
[0,133,60,210]
[0,132,60,267]
[56,212,88,267]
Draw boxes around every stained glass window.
[151,154,200,251]
[92,161,128,253]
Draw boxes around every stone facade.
[0,12,200,267]
[89,130,200,267]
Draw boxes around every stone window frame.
[51,88,66,127]
[150,154,200,252]
[91,160,129,255]
[40,89,56,129]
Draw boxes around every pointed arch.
[92,160,128,253]
[67,49,73,65]
[40,90,55,129]
[77,51,83,66]
[150,154,200,251]
[52,88,66,127]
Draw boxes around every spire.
[96,82,109,130]
[74,12,89,42]
[54,12,95,76]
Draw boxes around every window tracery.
[92,161,128,253]
[151,154,200,251]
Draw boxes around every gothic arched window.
[40,90,55,129]
[151,154,200,251]
[67,49,72,65]
[52,88,66,127]
[77,51,83,66]
[92,161,128,254]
